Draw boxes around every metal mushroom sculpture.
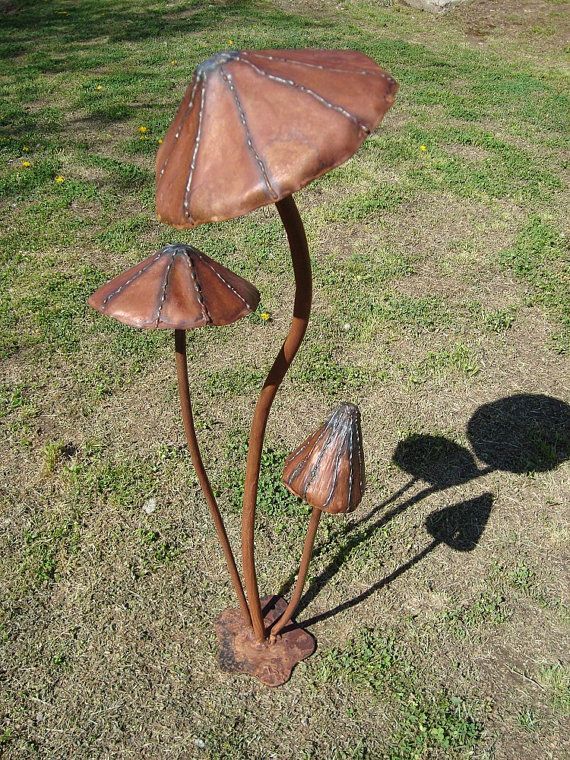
[90,49,397,685]
[88,243,259,626]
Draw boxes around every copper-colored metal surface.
[88,243,259,329]
[216,595,315,686]
[156,49,398,228]
[269,508,322,641]
[175,330,251,624]
[241,195,312,642]
[283,403,365,514]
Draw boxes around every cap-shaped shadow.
[425,492,493,552]
[393,434,481,489]
[468,393,570,474]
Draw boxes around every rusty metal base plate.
[216,595,316,686]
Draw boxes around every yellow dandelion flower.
[227,39,234,45]
[170,59,177,65]
[21,160,32,168]
[55,175,65,184]
[23,145,30,151]
[420,145,427,152]
[157,138,163,144]
[138,126,148,134]
[95,85,103,91]
[260,311,271,321]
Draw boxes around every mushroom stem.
[241,195,312,642]
[175,329,251,625]
[269,507,322,641]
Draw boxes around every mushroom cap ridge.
[282,402,366,514]
[156,48,398,229]
[88,243,260,330]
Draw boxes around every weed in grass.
[508,562,537,593]
[22,520,80,586]
[402,124,563,202]
[218,432,308,533]
[482,306,517,334]
[292,344,372,396]
[134,528,180,575]
[443,590,510,638]
[0,728,14,747]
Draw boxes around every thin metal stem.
[175,329,251,625]
[241,195,312,642]
[269,507,322,640]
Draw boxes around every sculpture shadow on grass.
[299,492,494,629]
[281,393,569,628]
[467,393,570,475]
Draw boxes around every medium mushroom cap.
[283,403,365,514]
[88,243,260,330]
[156,48,398,228]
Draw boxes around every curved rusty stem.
[269,507,321,640]
[241,195,312,642]
[175,329,251,625]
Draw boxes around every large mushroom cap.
[283,403,365,514]
[156,48,398,229]
[88,243,260,330]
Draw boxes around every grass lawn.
[1,0,569,757]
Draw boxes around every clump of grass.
[406,342,480,384]
[41,440,75,475]
[499,217,569,353]
[517,707,539,732]
[203,366,264,398]
[538,664,570,714]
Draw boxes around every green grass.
[405,343,480,385]
[314,628,482,758]
[517,707,539,732]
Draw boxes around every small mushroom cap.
[156,49,398,229]
[88,243,260,330]
[283,402,365,514]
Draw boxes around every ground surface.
[1,0,569,758]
